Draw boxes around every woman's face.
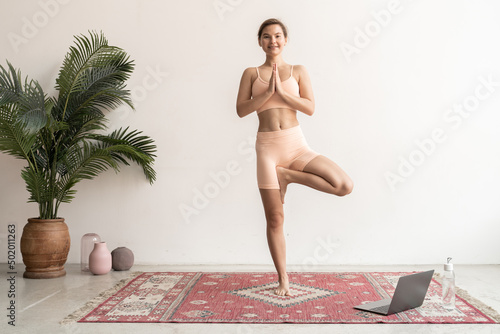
[259,24,287,55]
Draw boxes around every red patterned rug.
[66,272,500,324]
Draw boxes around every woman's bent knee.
[338,178,354,196]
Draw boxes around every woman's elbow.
[298,107,314,116]
[236,106,249,118]
[305,104,315,116]
[304,101,315,116]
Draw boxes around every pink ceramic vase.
[89,242,112,275]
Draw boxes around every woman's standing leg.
[259,188,290,296]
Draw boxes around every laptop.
[354,270,434,315]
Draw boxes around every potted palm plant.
[0,32,156,279]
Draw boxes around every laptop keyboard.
[370,305,390,314]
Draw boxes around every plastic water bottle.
[442,257,456,310]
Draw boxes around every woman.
[236,18,353,296]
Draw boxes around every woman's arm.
[275,65,315,116]
[236,67,274,118]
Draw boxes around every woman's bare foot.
[276,166,288,204]
[275,274,291,296]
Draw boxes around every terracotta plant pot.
[20,218,71,279]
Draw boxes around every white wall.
[1,0,499,266]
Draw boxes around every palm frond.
[0,104,38,161]
[16,79,48,132]
[55,31,134,122]
[90,127,157,183]
[0,62,22,105]
[0,61,49,134]
[21,167,49,203]
[55,141,120,204]
[55,31,109,98]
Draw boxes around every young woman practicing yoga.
[236,18,353,296]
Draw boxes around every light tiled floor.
[1,264,499,333]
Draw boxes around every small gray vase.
[111,247,134,271]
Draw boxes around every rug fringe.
[60,271,143,325]
[433,272,500,322]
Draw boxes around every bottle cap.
[444,257,453,271]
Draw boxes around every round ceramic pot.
[21,218,71,279]
[111,247,134,271]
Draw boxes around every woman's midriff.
[257,108,299,132]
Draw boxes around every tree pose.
[236,19,353,296]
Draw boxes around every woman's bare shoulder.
[292,65,310,82]
[242,66,258,75]
[293,64,308,73]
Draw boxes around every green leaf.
[0,61,22,105]
[0,104,38,161]
[21,167,49,203]
[16,79,48,133]
[90,127,157,183]
[55,141,120,204]
[55,31,135,123]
